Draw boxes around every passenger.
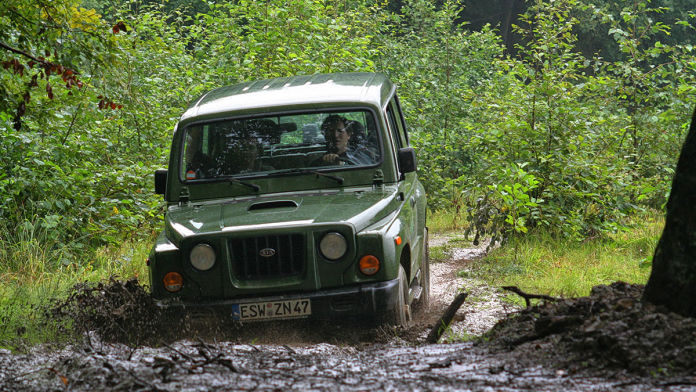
[227,134,265,174]
[315,115,374,166]
[185,128,214,179]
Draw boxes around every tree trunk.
[642,107,696,317]
[500,0,515,47]
[501,0,522,53]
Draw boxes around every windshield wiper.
[274,169,344,185]
[228,177,260,192]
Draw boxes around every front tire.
[387,265,410,327]
[419,228,431,309]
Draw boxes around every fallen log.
[510,315,583,346]
[426,292,468,344]
[501,285,558,307]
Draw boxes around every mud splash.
[47,277,167,345]
[46,277,407,347]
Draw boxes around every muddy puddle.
[2,338,642,391]
[2,234,695,391]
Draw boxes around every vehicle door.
[385,95,426,282]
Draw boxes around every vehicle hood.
[164,186,400,243]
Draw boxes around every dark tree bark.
[643,107,696,316]
[500,0,523,52]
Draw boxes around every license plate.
[231,299,311,321]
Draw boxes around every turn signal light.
[163,272,183,292]
[394,236,402,245]
[359,255,380,276]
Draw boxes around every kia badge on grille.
[259,248,276,258]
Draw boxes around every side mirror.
[154,169,168,195]
[398,147,417,174]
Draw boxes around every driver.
[316,115,373,166]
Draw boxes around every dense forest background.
[1,0,695,267]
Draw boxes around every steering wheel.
[338,156,356,165]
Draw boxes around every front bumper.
[156,278,400,320]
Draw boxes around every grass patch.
[428,209,468,233]
[448,236,473,246]
[0,239,150,348]
[429,234,474,263]
[467,211,663,298]
[429,244,452,263]
[427,212,474,264]
[442,330,479,343]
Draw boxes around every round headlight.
[319,232,348,260]
[190,243,216,271]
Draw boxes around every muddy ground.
[2,235,696,391]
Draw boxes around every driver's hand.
[322,154,340,164]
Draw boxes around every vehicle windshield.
[181,110,381,181]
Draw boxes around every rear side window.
[393,95,410,145]
[386,97,408,149]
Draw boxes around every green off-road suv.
[149,72,428,326]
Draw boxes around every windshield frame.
[177,107,385,184]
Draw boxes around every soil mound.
[482,282,696,378]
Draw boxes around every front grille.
[229,234,305,280]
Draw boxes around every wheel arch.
[399,244,411,282]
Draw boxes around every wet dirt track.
[2,338,688,391]
[2,235,695,391]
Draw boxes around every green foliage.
[379,0,504,213]
[597,0,695,207]
[0,0,387,261]
[436,0,694,242]
[0,1,185,254]
[188,0,384,83]
[476,0,619,239]
[488,164,541,236]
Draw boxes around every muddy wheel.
[419,228,431,310]
[387,265,410,327]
